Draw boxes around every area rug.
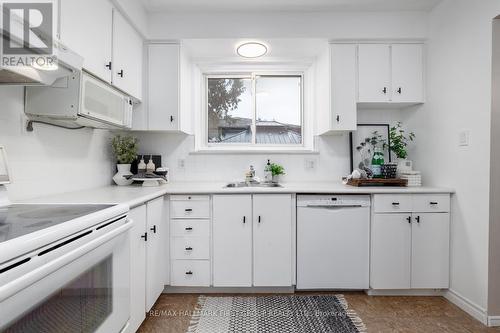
[187,295,366,333]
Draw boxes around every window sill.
[190,148,319,155]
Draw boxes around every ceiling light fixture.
[236,42,268,58]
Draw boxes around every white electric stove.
[0,146,132,333]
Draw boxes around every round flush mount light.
[236,42,268,58]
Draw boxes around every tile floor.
[138,292,500,333]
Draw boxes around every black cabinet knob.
[150,225,157,233]
[105,61,112,70]
[140,232,147,241]
[415,216,421,223]
[336,115,340,122]
[258,216,261,223]
[382,87,387,94]
[117,69,124,77]
[430,202,438,205]
[396,87,402,94]
[392,202,400,206]
[185,271,193,275]
[185,227,193,231]
[185,247,193,251]
[170,115,174,122]
[406,216,412,224]
[185,208,193,212]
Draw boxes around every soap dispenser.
[264,159,272,183]
[138,155,146,175]
[146,155,156,173]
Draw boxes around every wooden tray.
[347,178,408,187]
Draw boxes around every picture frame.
[349,124,392,172]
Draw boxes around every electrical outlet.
[305,158,316,170]
[459,130,470,146]
[177,158,186,169]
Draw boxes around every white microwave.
[25,71,133,130]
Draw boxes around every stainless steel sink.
[224,182,283,188]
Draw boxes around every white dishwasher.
[297,195,370,290]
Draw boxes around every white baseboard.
[164,286,295,294]
[444,289,488,325]
[365,289,445,296]
[488,316,500,327]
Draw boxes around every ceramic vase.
[396,158,413,176]
[113,164,133,186]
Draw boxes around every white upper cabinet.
[112,10,143,100]
[143,43,192,133]
[59,0,143,100]
[358,43,424,105]
[358,44,391,103]
[60,0,113,83]
[316,44,357,135]
[391,44,424,103]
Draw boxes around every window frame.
[203,72,305,150]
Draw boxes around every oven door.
[0,222,130,333]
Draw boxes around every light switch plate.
[459,130,470,146]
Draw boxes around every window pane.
[207,78,253,144]
[255,76,302,145]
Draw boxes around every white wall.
[403,0,500,320]
[148,11,428,39]
[140,10,423,183]
[135,109,405,183]
[0,87,115,201]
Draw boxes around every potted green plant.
[270,163,285,183]
[111,135,138,186]
[389,122,415,175]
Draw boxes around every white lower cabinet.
[170,195,211,287]
[126,197,167,333]
[213,194,293,287]
[145,197,166,311]
[370,194,450,290]
[253,195,292,286]
[213,195,253,287]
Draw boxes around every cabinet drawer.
[171,200,210,218]
[171,260,210,286]
[172,237,209,260]
[412,194,450,213]
[373,194,412,213]
[171,220,210,237]
[170,195,209,201]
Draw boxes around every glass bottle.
[371,147,385,178]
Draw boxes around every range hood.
[0,5,82,85]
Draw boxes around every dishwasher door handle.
[305,205,364,208]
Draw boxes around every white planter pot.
[113,164,133,186]
[396,159,413,176]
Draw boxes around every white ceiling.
[183,38,327,61]
[141,0,442,13]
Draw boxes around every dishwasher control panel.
[296,195,371,207]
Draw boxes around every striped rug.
[187,295,366,333]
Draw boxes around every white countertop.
[24,182,454,208]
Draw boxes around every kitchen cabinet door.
[391,44,424,103]
[60,0,113,82]
[145,197,165,311]
[330,44,357,131]
[148,44,179,131]
[370,213,412,289]
[253,195,293,286]
[411,213,450,288]
[126,204,147,333]
[112,9,143,100]
[358,44,391,102]
[212,195,252,287]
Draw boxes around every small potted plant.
[111,135,138,186]
[389,122,415,175]
[270,163,285,183]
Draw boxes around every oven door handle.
[0,222,131,302]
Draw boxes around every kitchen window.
[205,74,303,147]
